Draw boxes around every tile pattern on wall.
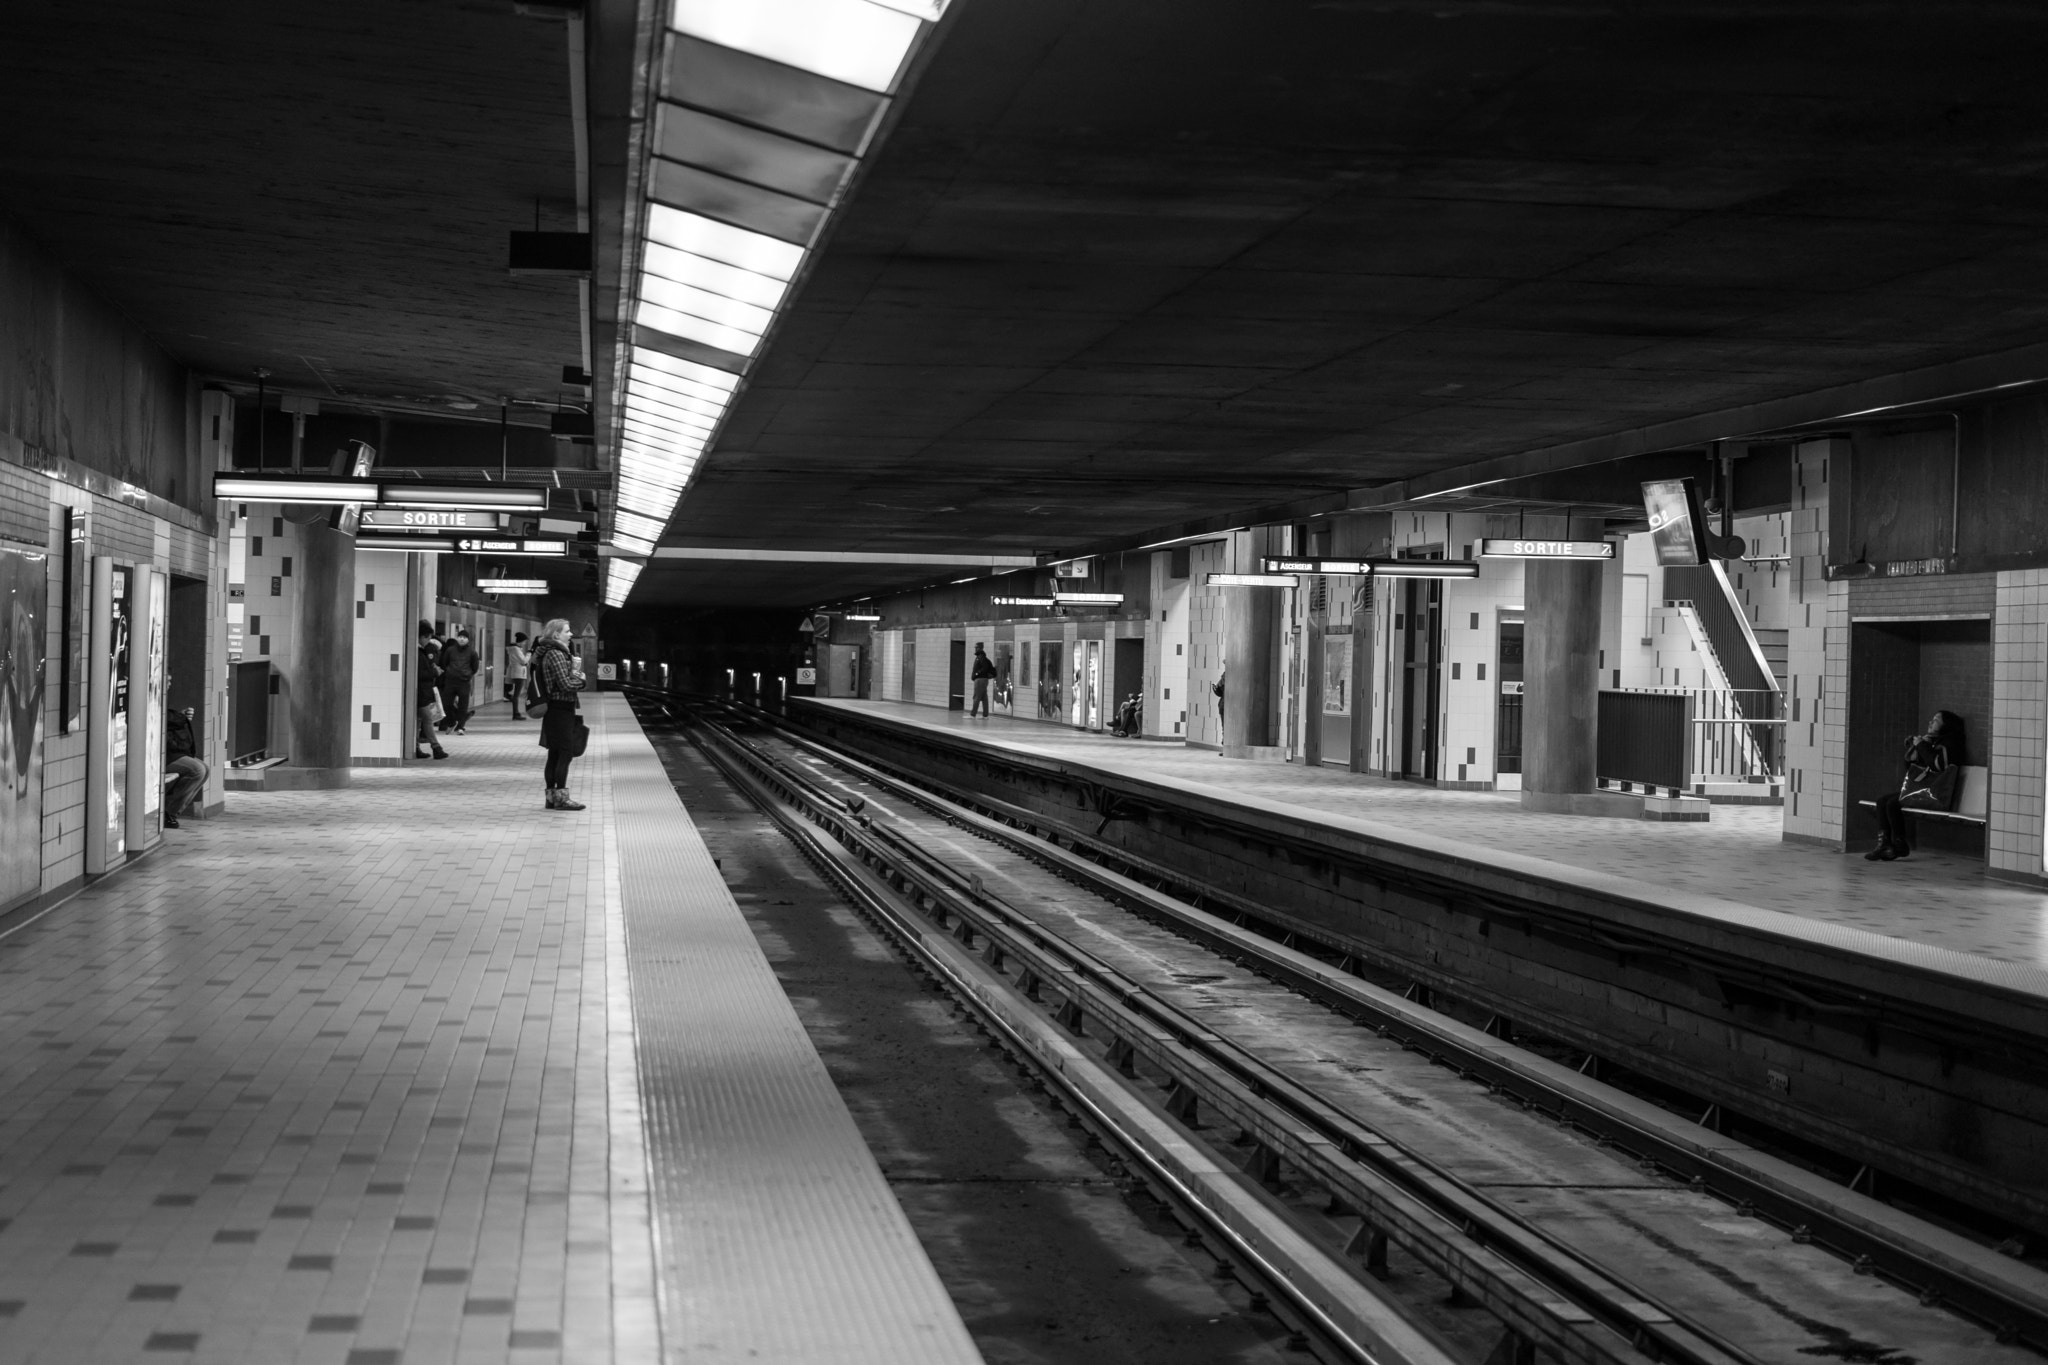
[1991,569,2048,878]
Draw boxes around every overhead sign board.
[1263,557,1373,575]
[1211,573,1300,587]
[1477,539,1615,560]
[362,508,506,531]
[1642,478,1708,566]
[457,538,568,556]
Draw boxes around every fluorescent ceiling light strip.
[636,301,763,358]
[669,0,921,94]
[620,417,711,444]
[640,272,774,334]
[615,510,669,538]
[643,242,789,311]
[631,344,741,392]
[626,382,728,421]
[646,205,802,281]
[214,475,373,505]
[628,367,734,407]
[624,397,719,432]
[620,433,707,457]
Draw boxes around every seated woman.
[1866,710,1966,861]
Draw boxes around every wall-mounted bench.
[1857,764,1988,830]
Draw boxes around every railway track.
[636,689,2048,1365]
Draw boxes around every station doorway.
[1494,612,1524,791]
[1397,550,1444,781]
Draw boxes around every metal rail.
[644,687,2048,1357]
[661,696,1773,1365]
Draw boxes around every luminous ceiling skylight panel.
[636,301,763,358]
[626,395,722,432]
[615,509,669,541]
[670,0,923,94]
[626,381,727,421]
[622,417,715,449]
[861,0,946,17]
[643,242,790,311]
[627,367,735,408]
[646,205,803,281]
[631,344,743,392]
[640,273,775,336]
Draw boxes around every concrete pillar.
[1521,517,1632,816]
[1222,528,1279,750]
[280,518,355,788]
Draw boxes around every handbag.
[425,699,444,724]
[569,717,590,758]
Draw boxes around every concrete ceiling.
[638,0,2048,608]
[0,1,589,420]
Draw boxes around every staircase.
[1752,626,1789,691]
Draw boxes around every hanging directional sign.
[1262,557,1373,575]
[363,508,506,531]
[1477,539,1615,560]
[458,538,568,555]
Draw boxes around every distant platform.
[795,695,2048,973]
[0,696,981,1365]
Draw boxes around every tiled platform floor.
[803,699,2048,969]
[0,698,977,1365]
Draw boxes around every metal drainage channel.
[666,698,1778,1365]
[670,707,1459,1365]
[669,691,2048,1357]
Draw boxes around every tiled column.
[1221,528,1279,749]
[279,519,355,788]
[1782,438,1840,845]
[1521,517,1613,814]
[1991,569,2048,883]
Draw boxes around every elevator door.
[1398,559,1443,781]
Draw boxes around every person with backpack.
[529,618,587,810]
[969,642,996,717]
[414,621,448,761]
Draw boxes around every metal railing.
[1604,687,1783,788]
[1597,690,1690,791]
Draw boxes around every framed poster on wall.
[87,557,131,874]
[127,569,166,847]
[1,538,48,913]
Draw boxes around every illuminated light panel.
[215,475,374,505]
[646,205,802,281]
[604,559,644,607]
[357,535,457,552]
[636,300,762,357]
[1209,573,1299,588]
[631,344,741,391]
[479,578,549,594]
[641,272,775,335]
[1053,592,1124,605]
[626,382,728,421]
[384,484,549,510]
[669,0,921,95]
[621,418,713,446]
[624,396,720,431]
[629,367,735,407]
[643,241,789,311]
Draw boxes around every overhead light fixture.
[669,0,923,94]
[992,596,1055,607]
[213,474,548,512]
[646,205,803,280]
[1212,572,1301,587]
[845,612,881,621]
[644,241,790,311]
[479,578,549,594]
[215,475,375,506]
[357,535,458,553]
[1371,560,1481,579]
[1053,592,1123,605]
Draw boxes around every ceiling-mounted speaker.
[508,231,591,277]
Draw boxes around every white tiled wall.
[1782,439,1838,843]
[914,627,950,706]
[1185,540,1226,747]
[351,550,411,763]
[1150,553,1191,737]
[1991,569,2048,878]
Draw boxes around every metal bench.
[1857,764,1988,827]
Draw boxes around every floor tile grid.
[0,703,652,1364]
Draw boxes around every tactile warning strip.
[602,696,983,1364]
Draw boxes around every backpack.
[524,670,549,715]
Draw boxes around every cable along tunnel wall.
[784,697,2048,1242]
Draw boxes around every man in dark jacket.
[416,622,448,760]
[437,627,479,733]
[969,642,997,717]
[162,678,206,829]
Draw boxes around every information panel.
[86,558,131,873]
[128,568,166,845]
[1642,478,1708,566]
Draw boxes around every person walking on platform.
[969,642,996,717]
[532,618,587,811]
[1865,710,1965,862]
[162,678,207,829]
[505,631,532,720]
[438,627,479,734]
[415,621,449,761]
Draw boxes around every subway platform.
[795,696,2048,969]
[0,698,980,1365]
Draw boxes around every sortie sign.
[360,508,505,530]
[1477,539,1615,560]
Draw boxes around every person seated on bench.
[1866,710,1965,862]
[163,676,208,830]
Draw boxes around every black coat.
[439,639,479,681]
[165,709,197,761]
[417,641,443,706]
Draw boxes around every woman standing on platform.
[532,618,587,811]
[505,631,532,720]
[1866,710,1965,861]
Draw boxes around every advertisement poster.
[0,541,47,913]
[88,558,131,872]
[1322,633,1352,715]
[141,571,165,819]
